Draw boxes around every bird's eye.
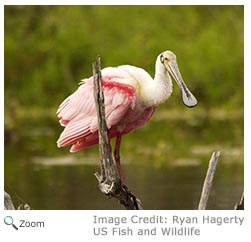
[160,55,169,64]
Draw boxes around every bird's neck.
[144,62,173,106]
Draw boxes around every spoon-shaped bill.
[180,84,198,108]
[167,60,197,107]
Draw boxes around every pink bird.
[57,51,197,183]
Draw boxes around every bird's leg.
[114,133,126,184]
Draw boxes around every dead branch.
[198,151,221,210]
[234,192,244,210]
[4,191,16,210]
[4,191,31,210]
[93,56,143,210]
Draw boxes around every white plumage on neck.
[142,57,173,106]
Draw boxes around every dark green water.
[4,107,243,210]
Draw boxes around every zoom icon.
[4,216,18,230]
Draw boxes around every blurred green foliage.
[5,5,243,115]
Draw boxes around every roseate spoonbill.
[57,51,197,183]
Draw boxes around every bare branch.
[93,56,143,210]
[4,191,16,210]
[234,192,244,210]
[4,191,31,210]
[198,151,221,210]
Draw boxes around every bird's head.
[159,50,197,108]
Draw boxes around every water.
[4,107,243,210]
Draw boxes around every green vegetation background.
[5,5,243,120]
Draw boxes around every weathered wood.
[234,192,244,210]
[93,56,119,183]
[4,191,31,210]
[93,56,143,210]
[198,151,221,210]
[4,191,16,210]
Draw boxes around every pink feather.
[56,69,156,153]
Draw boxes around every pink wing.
[57,74,136,152]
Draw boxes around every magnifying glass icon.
[4,216,18,230]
